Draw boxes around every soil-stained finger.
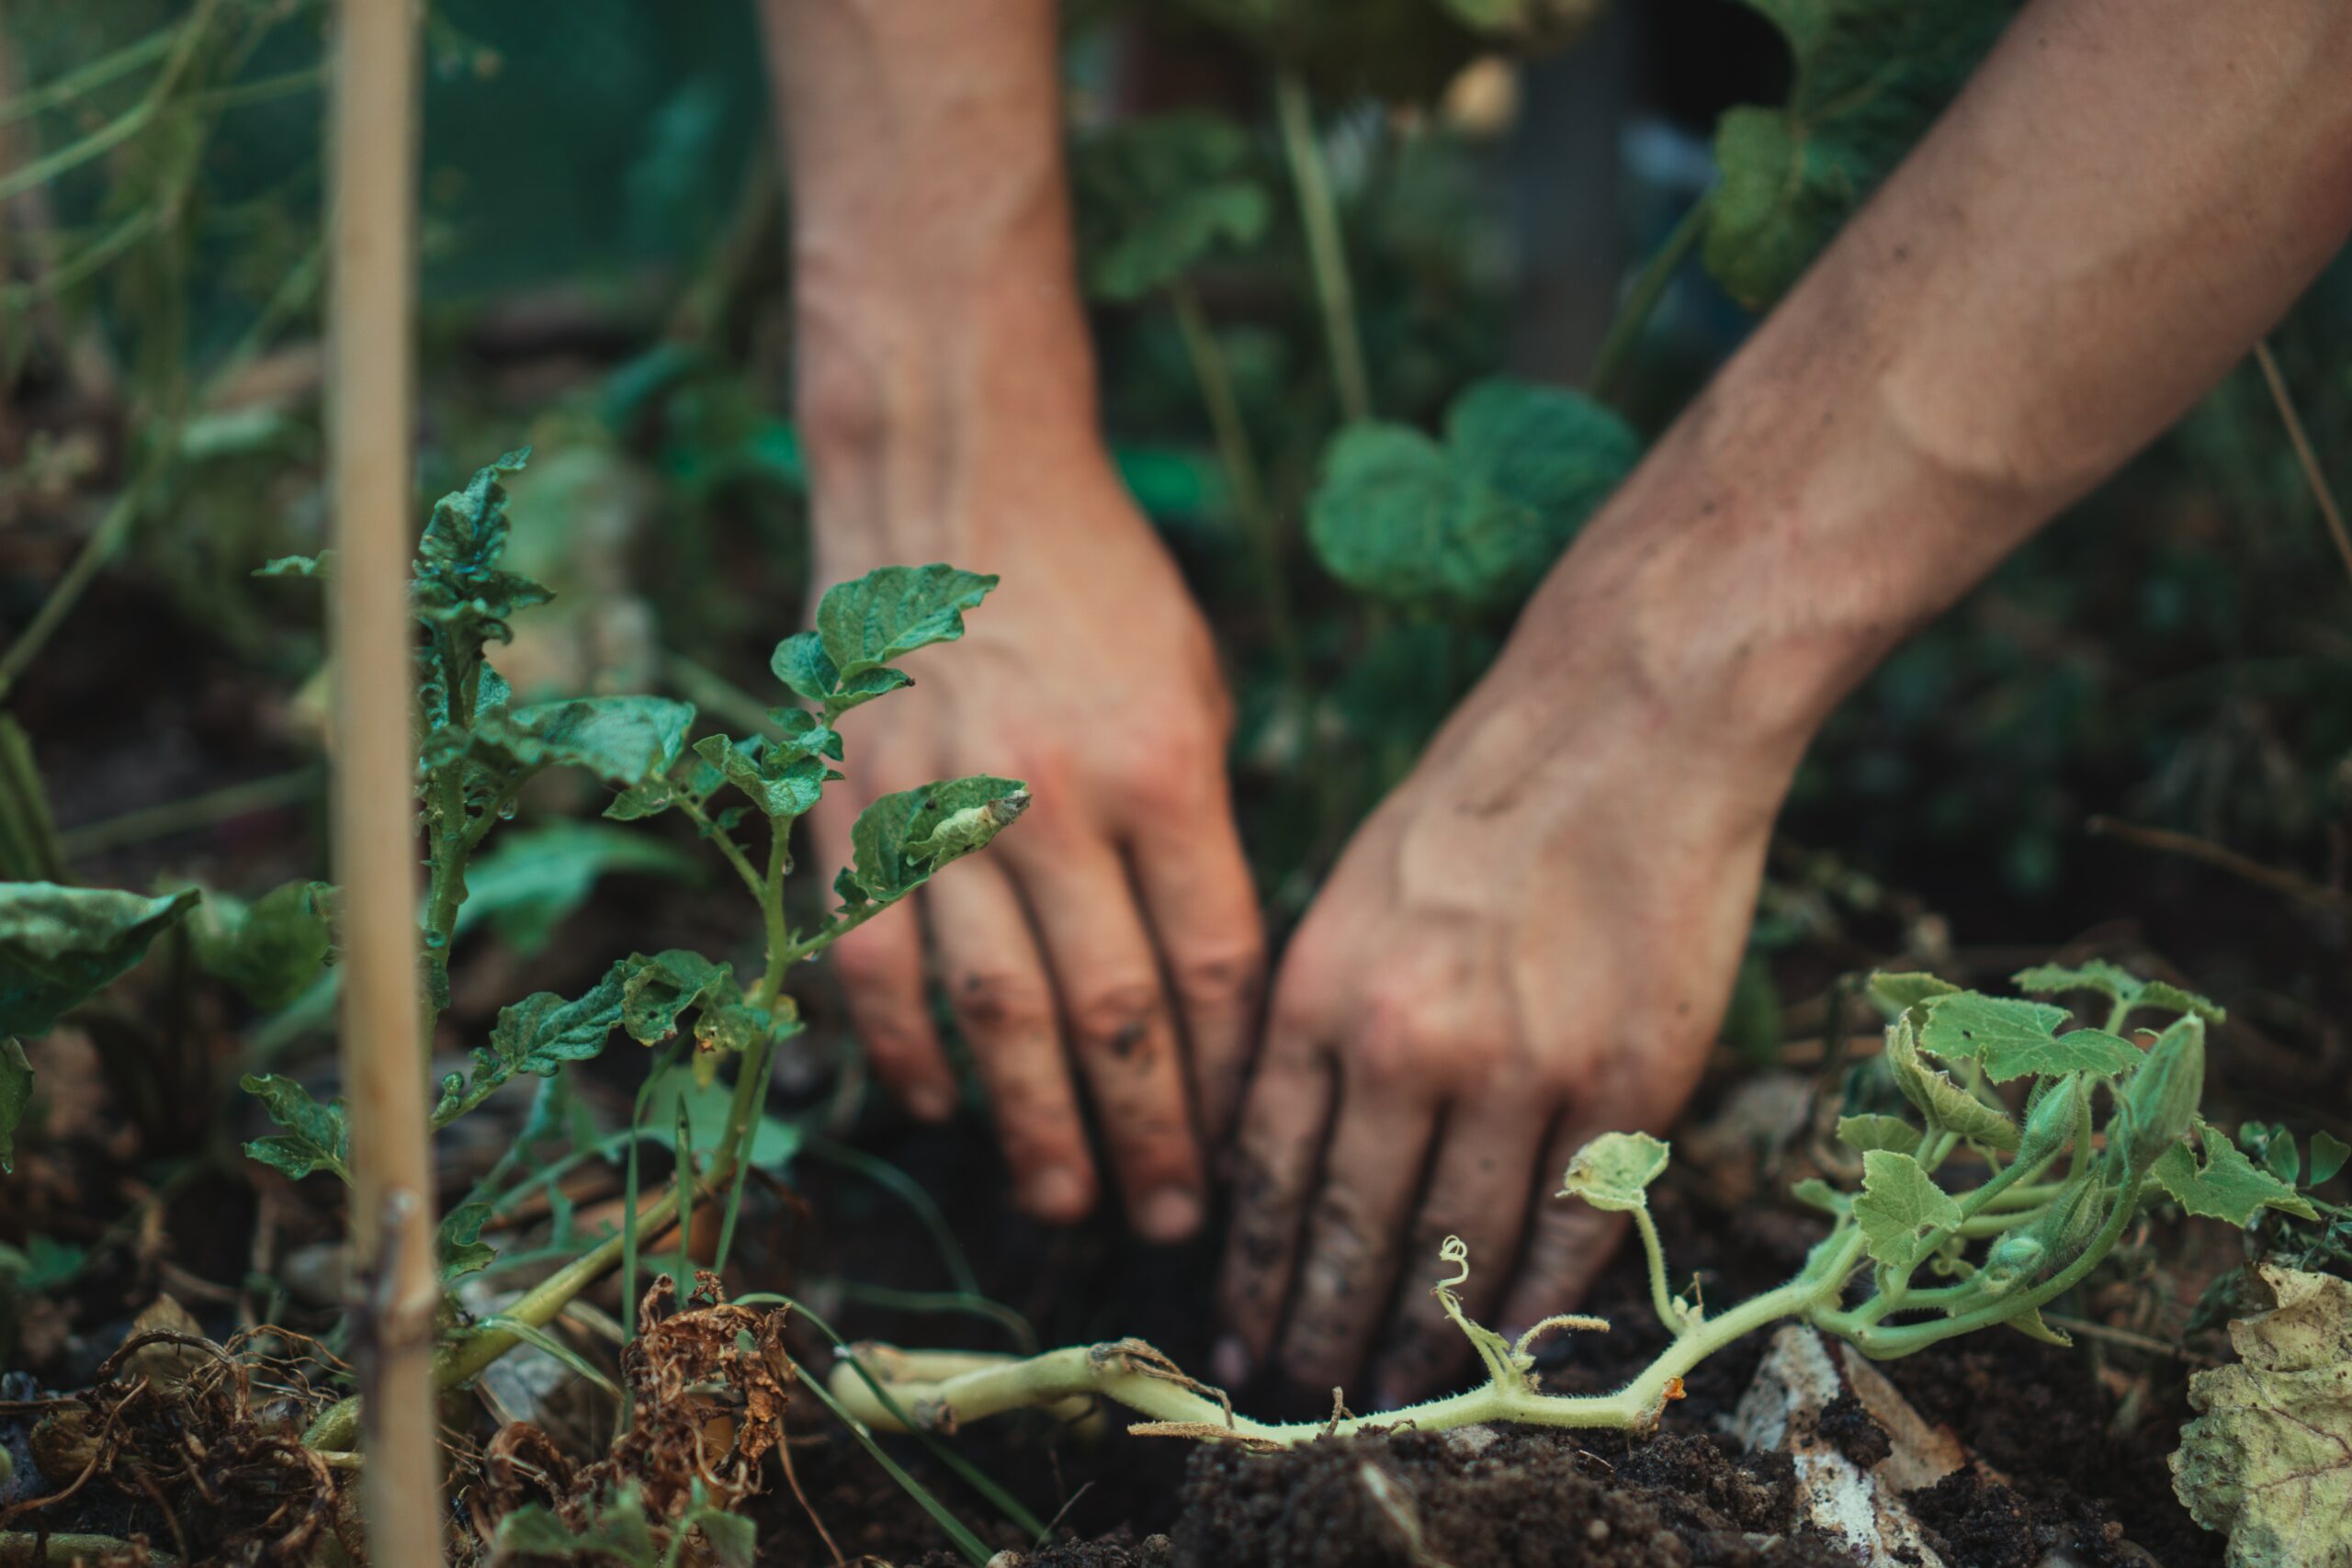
[1214,1032,1334,1377]
[922,856,1097,1224]
[1496,1119,1634,1338]
[1274,1088,1438,1395]
[812,804,957,1119]
[1125,785,1265,1144]
[1365,1100,1548,1408]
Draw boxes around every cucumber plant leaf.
[2170,1264,2352,1568]
[1837,1113,1922,1157]
[1309,378,1639,615]
[1703,0,2018,310]
[190,879,336,1010]
[845,777,1031,905]
[1072,114,1272,301]
[2311,1131,2351,1188]
[1854,1148,1964,1271]
[240,1073,350,1183]
[1884,1013,2018,1152]
[1920,993,2139,1082]
[0,883,199,1039]
[2150,1123,2320,1226]
[1868,970,1959,1018]
[775,565,998,719]
[1557,1131,1669,1213]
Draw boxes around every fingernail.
[1136,1187,1204,1243]
[907,1085,956,1122]
[1211,1336,1250,1387]
[1023,1167,1091,1222]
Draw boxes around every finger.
[1010,832,1207,1242]
[923,856,1096,1224]
[1276,1086,1438,1396]
[1214,1024,1334,1382]
[812,798,956,1120]
[1367,1100,1549,1408]
[1497,1119,1634,1339]
[1126,789,1265,1144]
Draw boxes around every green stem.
[0,457,167,702]
[1629,1207,1682,1331]
[1167,277,1302,684]
[1273,71,1371,425]
[57,762,322,859]
[1586,191,1712,402]
[775,897,892,969]
[0,25,177,127]
[674,795,766,903]
[0,208,160,309]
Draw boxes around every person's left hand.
[1213,608,1792,1408]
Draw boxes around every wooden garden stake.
[326,0,441,1560]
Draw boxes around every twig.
[2086,815,2352,914]
[58,763,323,858]
[2253,339,2352,591]
[2039,1313,2215,1365]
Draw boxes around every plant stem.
[1167,277,1302,684]
[674,795,767,903]
[1273,72,1371,425]
[2253,338,2352,591]
[57,763,322,859]
[0,457,166,702]
[1586,191,1712,402]
[1629,1207,1682,1331]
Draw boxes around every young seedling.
[830,964,2313,1449]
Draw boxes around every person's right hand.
[805,439,1263,1244]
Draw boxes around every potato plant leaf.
[469,696,696,788]
[1854,1148,1964,1271]
[458,820,701,958]
[1557,1131,1670,1213]
[775,565,998,718]
[435,962,637,1126]
[2151,1123,2320,1226]
[254,551,335,580]
[190,879,335,1010]
[693,733,830,822]
[1071,114,1272,301]
[0,883,199,1039]
[239,1073,350,1183]
[2170,1264,2352,1568]
[618,951,739,1046]
[437,1200,497,1281]
[846,777,1031,905]
[1920,993,2139,1082]
[1703,0,2018,310]
[1308,378,1638,615]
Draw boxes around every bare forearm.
[1517,0,2352,772]
[759,0,1103,554]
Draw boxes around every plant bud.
[2017,1075,2084,1167]
[1980,1232,2046,1295]
[2122,1016,2205,1173]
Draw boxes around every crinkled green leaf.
[1884,1014,2018,1152]
[2151,1123,2319,1226]
[769,559,998,720]
[1072,114,1272,301]
[239,1073,349,1183]
[458,820,700,958]
[0,883,199,1038]
[2135,979,2227,1026]
[1837,1112,1922,1157]
[470,695,696,788]
[1556,1131,1670,1213]
[618,951,738,1046]
[1921,993,2139,1083]
[2012,960,2144,1008]
[437,1200,497,1281]
[846,777,1031,905]
[1702,0,2018,309]
[692,733,829,822]
[436,963,637,1128]
[190,880,335,1010]
[1867,970,1959,1018]
[2170,1264,2352,1568]
[1308,378,1639,615]
[1853,1148,1964,1272]
[1,1037,30,1174]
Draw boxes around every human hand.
[1215,536,1809,1406]
[808,449,1263,1244]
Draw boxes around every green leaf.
[2151,1123,2319,1227]
[2265,1132,2303,1188]
[1837,1112,1922,1157]
[643,1060,799,1171]
[2134,979,2227,1026]
[1556,1131,1670,1213]
[1791,1176,1850,1214]
[437,1200,497,1281]
[2010,960,2144,1007]
[1702,0,2018,310]
[846,777,1030,905]
[775,565,998,718]
[1071,114,1272,301]
[457,819,701,958]
[1307,378,1639,616]
[0,883,199,1038]
[491,1481,661,1566]
[239,1073,350,1183]
[190,879,335,1010]
[436,963,639,1127]
[0,1037,30,1174]
[1853,1148,1964,1272]
[693,733,830,822]
[1883,1014,2018,1152]
[2310,1131,2350,1187]
[1920,993,2140,1082]
[618,951,738,1046]
[254,550,336,581]
[471,695,697,788]
[2169,1264,2352,1568]
[1865,970,1959,1017]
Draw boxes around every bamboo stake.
[326,0,440,1562]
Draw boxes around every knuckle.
[1170,944,1265,1013]
[952,969,1053,1036]
[1069,979,1166,1057]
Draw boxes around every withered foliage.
[2,1300,347,1566]
[480,1273,790,1564]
